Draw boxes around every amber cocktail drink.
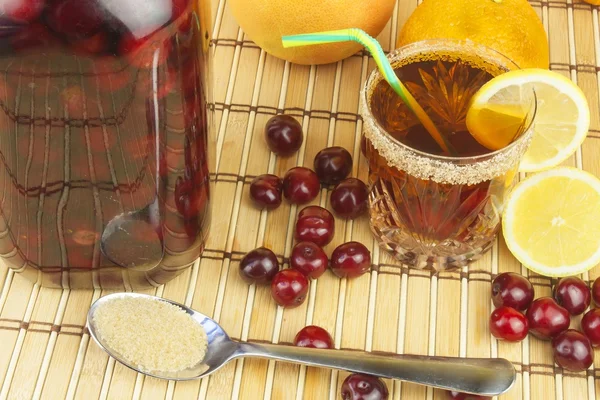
[361,40,535,270]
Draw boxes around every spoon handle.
[236,342,515,396]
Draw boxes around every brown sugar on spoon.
[93,296,208,373]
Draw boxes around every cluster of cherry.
[490,272,600,372]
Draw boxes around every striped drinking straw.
[282,28,456,156]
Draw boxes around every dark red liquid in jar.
[0,0,212,288]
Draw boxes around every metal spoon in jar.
[87,293,515,397]
[100,200,165,271]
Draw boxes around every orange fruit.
[583,0,600,4]
[228,0,396,65]
[398,0,549,69]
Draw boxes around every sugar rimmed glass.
[360,40,536,270]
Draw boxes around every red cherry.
[88,127,116,154]
[553,276,591,316]
[313,146,352,185]
[239,247,279,285]
[94,58,132,92]
[64,218,99,249]
[581,308,600,347]
[552,329,594,372]
[184,218,204,239]
[447,392,490,400]
[290,241,328,279]
[46,0,104,38]
[271,269,309,308]
[171,0,190,21]
[157,75,178,100]
[68,229,99,246]
[2,0,45,23]
[174,177,207,219]
[491,272,535,311]
[282,167,320,205]
[118,34,170,69]
[330,178,368,219]
[67,248,94,269]
[341,374,388,400]
[330,242,371,279]
[70,31,109,55]
[10,23,55,51]
[592,277,600,306]
[489,306,528,342]
[96,68,131,92]
[264,115,303,157]
[526,297,570,340]
[293,325,334,349]
[294,206,335,247]
[249,174,283,210]
[360,135,369,158]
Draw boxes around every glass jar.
[0,0,213,288]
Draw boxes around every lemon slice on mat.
[466,68,590,172]
[502,167,600,277]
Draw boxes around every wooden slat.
[6,288,61,399]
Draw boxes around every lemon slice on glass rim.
[466,68,590,172]
[502,167,600,277]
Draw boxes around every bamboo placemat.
[1,0,600,399]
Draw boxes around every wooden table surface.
[1,0,600,399]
